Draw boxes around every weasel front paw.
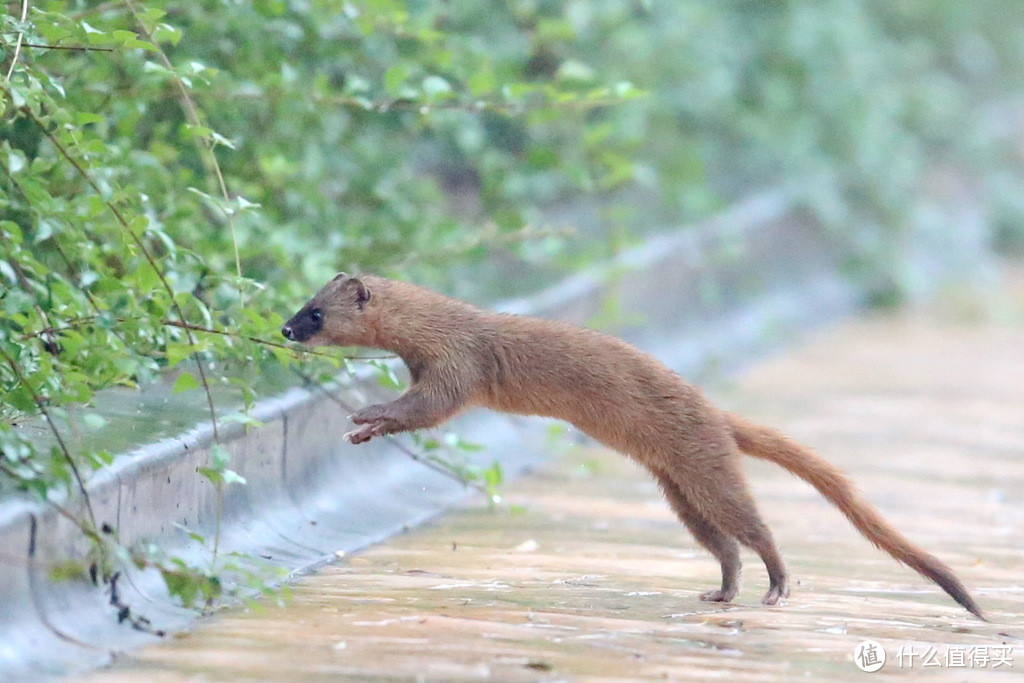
[344,421,386,444]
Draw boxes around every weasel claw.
[345,421,386,444]
[761,583,790,606]
[345,425,377,444]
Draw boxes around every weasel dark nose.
[281,324,293,340]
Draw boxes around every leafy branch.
[0,346,96,528]
[6,96,222,440]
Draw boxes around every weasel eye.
[310,309,323,322]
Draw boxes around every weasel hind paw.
[761,583,790,606]
[699,588,737,603]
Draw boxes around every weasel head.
[282,273,373,347]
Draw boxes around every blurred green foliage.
[2,0,1024,611]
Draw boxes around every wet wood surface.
[86,278,1024,681]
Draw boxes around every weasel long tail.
[726,413,984,620]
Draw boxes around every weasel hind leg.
[658,453,790,606]
[728,502,789,605]
[654,468,741,602]
[698,455,790,605]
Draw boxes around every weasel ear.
[350,277,372,309]
[330,273,371,308]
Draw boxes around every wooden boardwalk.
[86,278,1024,681]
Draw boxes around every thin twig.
[21,43,114,52]
[16,314,392,361]
[4,0,29,81]
[163,319,394,360]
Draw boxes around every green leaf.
[80,21,104,36]
[172,372,200,394]
[112,30,157,52]
[557,60,595,84]
[422,75,452,101]
[166,343,193,369]
[174,523,207,544]
[81,413,107,429]
[383,64,410,96]
[49,559,88,583]
[0,260,19,285]
[182,124,214,140]
[210,444,230,470]
[483,461,503,489]
[6,150,26,173]
[210,131,236,149]
[137,264,161,292]
[221,412,263,427]
[152,23,183,46]
[197,466,223,484]
[74,112,104,126]
[466,68,496,96]
[373,362,402,389]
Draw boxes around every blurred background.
[7,1,1024,307]
[3,0,1024,533]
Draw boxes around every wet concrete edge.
[0,190,866,678]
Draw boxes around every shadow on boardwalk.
[88,271,1024,681]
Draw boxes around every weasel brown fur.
[282,273,984,619]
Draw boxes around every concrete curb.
[0,190,863,678]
